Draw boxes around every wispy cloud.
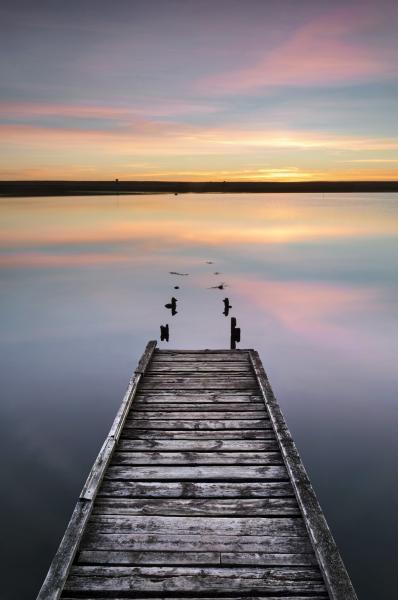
[200,5,397,94]
[0,100,218,121]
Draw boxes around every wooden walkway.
[38,342,357,599]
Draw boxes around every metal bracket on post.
[230,317,241,349]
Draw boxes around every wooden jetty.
[38,342,357,599]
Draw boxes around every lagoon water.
[1,192,398,599]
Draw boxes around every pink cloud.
[200,5,397,93]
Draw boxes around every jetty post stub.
[230,316,241,349]
[160,324,169,341]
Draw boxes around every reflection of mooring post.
[160,324,169,342]
[223,297,232,316]
[230,317,241,349]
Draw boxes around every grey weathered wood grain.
[220,552,318,566]
[82,532,314,553]
[148,363,251,372]
[117,439,279,451]
[140,380,257,390]
[129,410,266,419]
[78,549,316,566]
[134,392,263,402]
[124,419,271,430]
[133,402,265,411]
[62,597,328,600]
[63,597,328,600]
[111,451,283,465]
[87,515,306,537]
[65,565,325,593]
[93,497,300,516]
[98,480,294,498]
[77,550,221,565]
[121,429,276,439]
[105,464,288,481]
[152,351,249,360]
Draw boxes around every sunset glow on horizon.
[1,0,398,181]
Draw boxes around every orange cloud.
[2,194,398,253]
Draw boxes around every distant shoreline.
[1,180,398,197]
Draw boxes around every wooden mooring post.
[37,342,357,600]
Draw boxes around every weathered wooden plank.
[152,351,249,361]
[140,381,258,390]
[67,565,322,579]
[65,566,325,593]
[87,515,306,537]
[77,550,220,565]
[117,439,279,451]
[98,480,294,498]
[221,552,317,566]
[62,592,328,600]
[121,429,276,440]
[148,363,252,372]
[143,374,254,379]
[142,375,255,382]
[250,350,357,600]
[133,402,265,411]
[134,393,263,402]
[82,533,313,553]
[63,597,328,600]
[105,465,288,481]
[129,410,266,419]
[140,379,257,391]
[93,498,300,516]
[124,419,271,430]
[111,451,283,465]
[78,549,316,566]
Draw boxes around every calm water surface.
[1,193,397,599]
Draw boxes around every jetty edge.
[37,341,357,599]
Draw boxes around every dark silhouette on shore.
[2,180,398,197]
[169,271,189,276]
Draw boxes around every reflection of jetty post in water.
[165,297,177,316]
[223,297,232,316]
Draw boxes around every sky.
[1,0,398,181]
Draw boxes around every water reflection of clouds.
[1,193,398,600]
[2,195,398,254]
